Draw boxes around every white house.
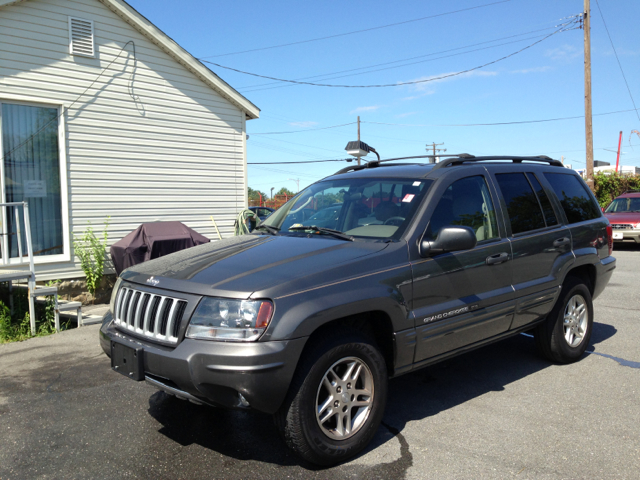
[0,0,259,280]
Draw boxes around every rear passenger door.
[412,171,514,364]
[490,169,573,330]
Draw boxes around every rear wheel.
[534,276,593,363]
[275,329,388,466]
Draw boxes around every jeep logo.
[146,276,160,286]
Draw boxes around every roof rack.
[431,155,564,170]
[334,154,470,175]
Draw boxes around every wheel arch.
[297,311,396,376]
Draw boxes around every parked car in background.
[249,206,275,221]
[604,190,640,243]
[102,154,615,466]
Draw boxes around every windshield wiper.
[288,225,354,242]
[254,224,280,235]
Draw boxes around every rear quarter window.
[544,173,601,224]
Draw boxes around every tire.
[274,329,388,466]
[534,276,594,364]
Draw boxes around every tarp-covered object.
[110,222,210,275]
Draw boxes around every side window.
[526,173,558,226]
[495,173,546,234]
[426,176,498,242]
[545,173,601,224]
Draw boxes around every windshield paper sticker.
[412,181,421,187]
[402,194,415,203]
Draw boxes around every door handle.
[486,252,509,265]
[553,237,570,248]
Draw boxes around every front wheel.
[534,277,594,364]
[275,330,388,466]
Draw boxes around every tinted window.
[526,173,558,226]
[545,173,601,224]
[263,178,432,239]
[426,176,499,242]
[495,173,545,234]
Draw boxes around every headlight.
[109,277,123,314]
[186,298,274,342]
[634,223,640,230]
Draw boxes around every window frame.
[543,171,603,225]
[0,98,71,265]
[423,173,504,247]
[488,168,564,238]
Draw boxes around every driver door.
[411,173,515,364]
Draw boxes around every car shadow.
[146,322,616,472]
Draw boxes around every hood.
[121,234,389,298]
[604,212,640,225]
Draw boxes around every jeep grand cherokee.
[100,154,616,466]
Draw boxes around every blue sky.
[127,0,640,195]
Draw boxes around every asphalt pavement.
[1,245,639,479]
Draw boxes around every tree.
[248,187,267,202]
[276,187,295,197]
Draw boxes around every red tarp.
[110,222,210,275]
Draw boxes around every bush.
[594,173,640,208]
[74,218,110,298]
[0,284,64,343]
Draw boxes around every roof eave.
[99,0,259,119]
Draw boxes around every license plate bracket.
[111,341,144,381]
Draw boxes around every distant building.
[0,0,260,279]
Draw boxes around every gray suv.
[100,155,616,466]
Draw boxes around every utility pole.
[584,0,595,191]
[357,116,361,166]
[426,142,446,163]
[288,178,300,193]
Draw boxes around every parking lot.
[1,245,639,479]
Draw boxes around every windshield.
[605,197,640,213]
[261,177,433,239]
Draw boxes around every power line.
[199,0,513,58]
[201,23,575,89]
[240,30,561,93]
[248,159,350,164]
[251,122,356,135]
[594,0,640,123]
[362,108,639,127]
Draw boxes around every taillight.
[606,224,613,256]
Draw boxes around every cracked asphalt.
[1,245,639,479]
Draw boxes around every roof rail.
[431,155,564,170]
[333,154,473,175]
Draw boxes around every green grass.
[0,284,70,343]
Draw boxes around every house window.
[68,17,95,57]
[1,103,65,259]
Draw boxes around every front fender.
[262,264,413,341]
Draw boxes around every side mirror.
[420,226,477,257]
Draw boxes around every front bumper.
[611,229,640,243]
[100,311,307,414]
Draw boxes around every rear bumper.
[593,255,616,300]
[100,311,307,414]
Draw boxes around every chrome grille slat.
[611,224,633,230]
[113,287,187,345]
[153,297,167,338]
[165,301,179,342]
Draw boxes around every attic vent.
[68,17,94,57]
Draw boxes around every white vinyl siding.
[0,0,249,280]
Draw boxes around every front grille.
[114,287,188,344]
[611,224,633,230]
